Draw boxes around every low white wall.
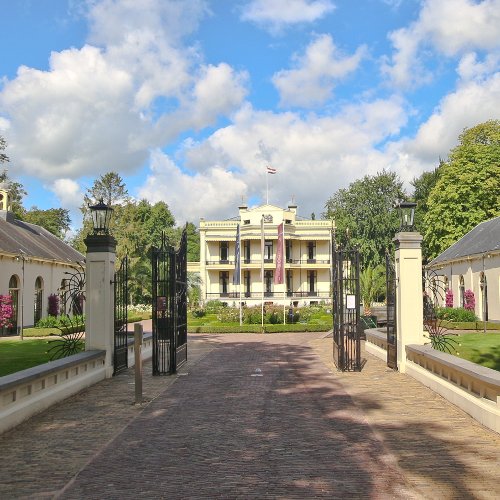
[365,333,500,434]
[405,344,500,434]
[0,350,106,435]
[0,332,155,436]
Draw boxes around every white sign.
[346,294,356,310]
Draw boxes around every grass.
[451,333,500,371]
[0,339,54,377]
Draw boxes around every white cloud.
[138,150,248,223]
[272,34,366,107]
[241,0,335,32]
[148,97,409,222]
[50,178,84,210]
[0,0,247,182]
[404,71,500,162]
[384,0,500,88]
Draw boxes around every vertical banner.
[233,224,240,285]
[274,223,284,284]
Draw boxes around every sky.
[0,0,499,230]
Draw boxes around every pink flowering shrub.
[464,289,475,312]
[445,289,453,308]
[0,294,14,328]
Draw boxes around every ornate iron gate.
[151,229,187,375]
[113,256,129,375]
[385,251,397,369]
[332,245,362,371]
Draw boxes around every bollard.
[134,323,143,404]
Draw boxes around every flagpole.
[239,256,242,326]
[266,168,269,204]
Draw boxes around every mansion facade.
[199,203,334,307]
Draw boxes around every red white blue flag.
[266,165,277,174]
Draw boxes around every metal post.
[134,323,143,404]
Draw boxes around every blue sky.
[1,0,499,229]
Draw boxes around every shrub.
[243,306,263,324]
[217,307,240,323]
[0,294,13,328]
[36,314,85,328]
[191,309,206,318]
[445,289,453,308]
[47,293,59,317]
[205,300,226,313]
[436,307,477,322]
[464,289,475,312]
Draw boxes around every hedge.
[440,321,500,331]
[188,323,332,334]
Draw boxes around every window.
[219,271,229,296]
[286,270,293,296]
[59,279,68,315]
[307,270,317,296]
[264,240,273,263]
[264,270,273,296]
[243,240,251,264]
[459,275,465,308]
[243,219,250,225]
[480,272,488,321]
[286,240,292,263]
[220,242,229,263]
[244,271,251,297]
[34,276,44,324]
[8,275,19,334]
[307,242,316,262]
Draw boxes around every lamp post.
[88,198,113,235]
[394,200,417,232]
[84,198,116,376]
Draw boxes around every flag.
[274,223,284,284]
[266,165,277,174]
[233,224,240,285]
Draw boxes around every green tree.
[185,222,200,262]
[0,135,8,164]
[423,120,500,260]
[323,170,406,268]
[0,140,27,219]
[23,207,71,239]
[84,171,130,207]
[359,264,386,316]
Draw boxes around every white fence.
[365,328,500,434]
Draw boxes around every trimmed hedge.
[440,320,500,331]
[188,323,331,334]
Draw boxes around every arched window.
[443,276,449,306]
[59,278,68,316]
[459,275,465,308]
[34,276,44,325]
[7,275,20,335]
[480,272,488,322]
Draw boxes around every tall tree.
[323,170,406,268]
[23,207,71,239]
[0,138,27,219]
[84,171,130,206]
[185,222,200,262]
[423,120,500,260]
[0,135,8,164]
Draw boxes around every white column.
[395,231,425,373]
[84,235,116,378]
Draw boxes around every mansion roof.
[428,216,500,266]
[0,216,84,264]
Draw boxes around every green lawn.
[451,333,500,371]
[0,339,53,377]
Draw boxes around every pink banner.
[274,223,284,284]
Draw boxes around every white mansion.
[199,203,334,307]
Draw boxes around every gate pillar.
[84,234,117,378]
[394,232,425,373]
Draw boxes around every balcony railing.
[205,291,330,299]
[206,258,331,266]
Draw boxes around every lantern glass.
[88,199,113,235]
[394,200,417,232]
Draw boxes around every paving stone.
[0,332,498,499]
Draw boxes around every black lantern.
[394,200,417,232]
[88,198,113,235]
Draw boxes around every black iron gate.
[113,256,128,375]
[332,245,362,371]
[151,229,187,375]
[385,251,397,369]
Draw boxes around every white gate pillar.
[394,231,425,373]
[84,235,117,378]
